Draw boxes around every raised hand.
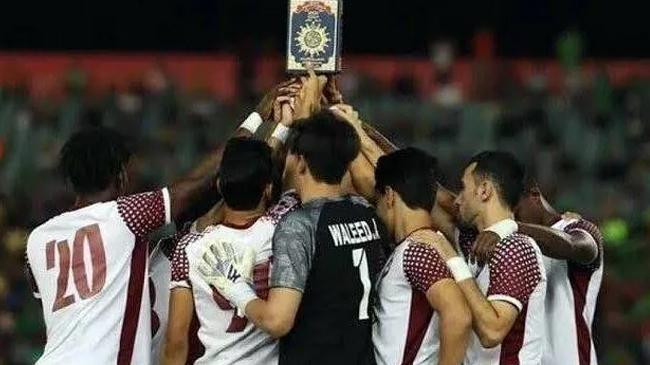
[198,239,258,312]
[410,229,459,261]
[273,95,296,126]
[293,65,327,120]
[330,103,362,129]
[256,78,301,121]
[323,76,344,105]
[470,231,500,265]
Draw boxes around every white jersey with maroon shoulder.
[456,224,547,365]
[170,192,300,365]
[543,218,603,365]
[373,233,454,365]
[25,188,171,365]
[149,232,176,363]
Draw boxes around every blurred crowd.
[1,48,650,364]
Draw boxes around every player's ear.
[385,187,395,208]
[263,183,273,203]
[478,180,492,202]
[296,155,308,176]
[216,177,223,195]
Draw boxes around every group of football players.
[25,70,603,365]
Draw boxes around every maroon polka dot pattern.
[487,233,542,306]
[170,231,204,283]
[117,190,166,238]
[565,219,604,271]
[403,241,452,293]
[263,191,301,225]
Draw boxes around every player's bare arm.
[361,123,398,155]
[244,288,303,339]
[266,69,324,175]
[518,222,598,265]
[330,104,384,200]
[427,279,472,365]
[162,288,194,365]
[170,79,302,222]
[415,230,521,348]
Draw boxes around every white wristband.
[240,112,263,134]
[485,219,518,240]
[446,257,473,282]
[230,282,258,314]
[271,123,291,143]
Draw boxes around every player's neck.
[299,181,345,203]
[478,201,514,231]
[222,202,266,228]
[73,189,117,210]
[395,209,433,242]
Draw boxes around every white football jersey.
[457,223,547,365]
[26,188,171,365]
[373,234,453,365]
[170,192,300,365]
[149,237,173,363]
[542,218,603,365]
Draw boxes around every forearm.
[518,222,597,264]
[349,153,377,202]
[358,132,385,168]
[361,123,398,154]
[162,289,194,365]
[161,342,188,365]
[245,298,291,339]
[457,279,507,347]
[438,311,471,365]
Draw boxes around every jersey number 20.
[46,224,107,312]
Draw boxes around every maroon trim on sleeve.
[568,263,594,365]
[117,238,148,365]
[402,290,434,365]
[499,303,528,365]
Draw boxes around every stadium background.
[0,1,649,364]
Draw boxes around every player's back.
[542,218,603,365]
[26,189,170,365]
[273,195,389,365]
[170,191,300,365]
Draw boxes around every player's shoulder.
[263,190,302,225]
[347,194,374,209]
[402,238,446,265]
[563,218,603,244]
[494,232,539,259]
[28,202,118,243]
[176,227,210,253]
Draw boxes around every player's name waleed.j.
[328,219,382,247]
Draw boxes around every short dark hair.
[375,148,438,212]
[218,137,273,211]
[468,151,525,209]
[286,111,360,184]
[59,127,132,194]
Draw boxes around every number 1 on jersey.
[352,248,371,320]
